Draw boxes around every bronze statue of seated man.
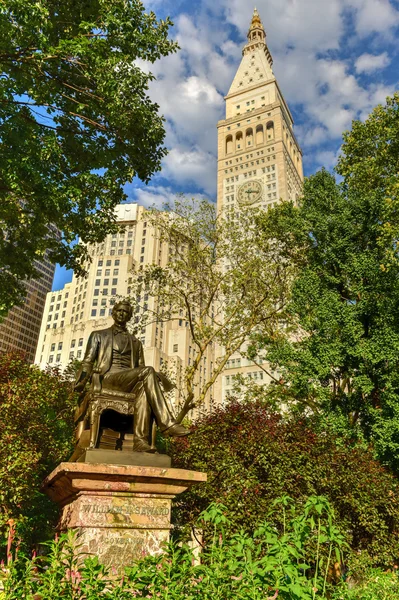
[74,300,189,453]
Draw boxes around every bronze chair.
[73,372,156,456]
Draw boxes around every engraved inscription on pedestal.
[61,495,172,530]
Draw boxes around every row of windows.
[95,278,118,286]
[225,122,274,154]
[93,287,117,297]
[91,308,113,317]
[98,259,120,267]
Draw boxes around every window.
[58,342,63,350]
[77,350,82,359]
[104,278,109,286]
[111,241,116,247]
[49,355,54,363]
[94,289,99,296]
[112,278,117,285]
[93,299,98,306]
[98,260,103,266]
[95,279,100,286]
[105,269,110,276]
[69,351,74,360]
[100,308,106,316]
[113,269,119,275]
[111,288,117,295]
[71,339,76,348]
[106,259,111,266]
[103,288,108,295]
[96,269,102,276]
[56,354,61,362]
[115,260,120,266]
[118,249,123,255]
[78,338,83,347]
[51,343,55,352]
[91,309,97,317]
[140,257,144,263]
[179,319,183,326]
[101,298,107,306]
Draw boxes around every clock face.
[237,180,263,206]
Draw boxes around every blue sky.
[52,0,399,290]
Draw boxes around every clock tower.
[217,8,303,218]
[215,9,304,403]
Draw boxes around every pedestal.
[42,462,206,569]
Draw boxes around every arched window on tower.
[256,124,264,145]
[266,121,274,140]
[226,135,233,155]
[236,131,243,151]
[246,127,253,147]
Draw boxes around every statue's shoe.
[132,439,157,453]
[162,423,191,437]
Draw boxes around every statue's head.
[112,300,133,326]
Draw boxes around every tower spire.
[243,7,273,68]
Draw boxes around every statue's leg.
[140,366,175,431]
[134,389,152,443]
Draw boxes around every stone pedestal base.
[42,463,206,569]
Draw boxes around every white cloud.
[314,148,342,170]
[355,52,391,73]
[345,0,399,35]
[128,185,210,210]
[163,147,217,196]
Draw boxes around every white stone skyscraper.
[215,9,304,402]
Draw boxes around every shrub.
[0,351,75,555]
[171,400,399,570]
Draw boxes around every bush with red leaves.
[171,400,399,570]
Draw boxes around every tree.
[127,198,299,420]
[0,0,178,316]
[0,351,76,554]
[252,94,399,470]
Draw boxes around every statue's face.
[112,304,132,327]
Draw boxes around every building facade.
[215,9,304,402]
[35,203,215,415]
[0,254,56,363]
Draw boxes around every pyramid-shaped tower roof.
[227,8,274,98]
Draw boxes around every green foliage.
[171,401,399,570]
[1,497,347,599]
[0,0,178,315]
[253,105,399,470]
[0,351,76,554]
[332,569,399,600]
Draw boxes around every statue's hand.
[74,372,89,393]
[74,381,86,393]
